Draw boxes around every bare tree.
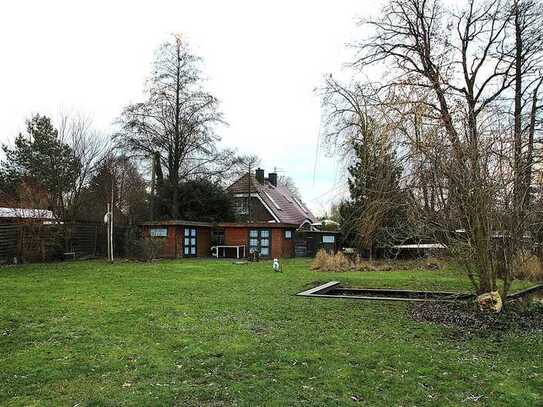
[279,175,302,199]
[81,153,148,224]
[322,76,406,258]
[503,0,543,295]
[117,34,234,218]
[57,110,109,221]
[324,0,543,307]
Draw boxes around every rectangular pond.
[297,281,543,303]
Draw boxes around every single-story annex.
[140,168,340,258]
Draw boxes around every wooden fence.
[0,223,137,264]
[0,224,19,262]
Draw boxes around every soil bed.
[410,301,543,332]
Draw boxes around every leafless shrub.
[130,238,165,262]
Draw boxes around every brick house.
[140,168,339,258]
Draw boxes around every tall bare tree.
[57,111,109,221]
[324,0,543,305]
[322,76,406,258]
[504,0,543,294]
[117,34,234,218]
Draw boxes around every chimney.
[255,168,265,184]
[268,172,278,187]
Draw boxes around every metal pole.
[106,202,111,261]
[150,152,156,221]
[110,174,114,263]
[248,163,251,223]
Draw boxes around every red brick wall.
[197,227,211,257]
[271,228,283,258]
[223,226,295,258]
[143,225,294,258]
[143,225,212,258]
[224,227,247,246]
[142,225,173,257]
[165,226,177,257]
[282,232,295,258]
[142,225,176,258]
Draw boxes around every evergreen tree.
[340,121,404,258]
[0,115,81,219]
[156,178,235,222]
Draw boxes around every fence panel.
[0,222,137,264]
[0,224,20,263]
[70,224,98,259]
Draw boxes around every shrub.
[129,238,165,262]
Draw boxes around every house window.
[212,229,225,246]
[234,198,249,215]
[322,235,335,244]
[249,229,271,257]
[183,228,197,256]
[285,230,292,239]
[150,227,168,237]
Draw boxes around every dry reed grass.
[311,249,447,273]
[513,254,543,282]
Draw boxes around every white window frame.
[150,227,168,237]
[322,235,335,244]
[249,229,271,257]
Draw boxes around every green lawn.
[1,259,541,406]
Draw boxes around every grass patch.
[1,259,542,406]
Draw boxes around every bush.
[311,249,352,272]
[129,238,165,262]
[513,254,543,282]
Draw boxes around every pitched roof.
[227,174,316,226]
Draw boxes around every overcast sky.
[0,0,379,215]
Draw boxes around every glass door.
[249,229,270,257]
[184,228,197,257]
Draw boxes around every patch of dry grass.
[311,249,447,273]
[513,254,543,282]
[311,249,351,272]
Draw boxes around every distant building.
[139,168,340,258]
[0,207,55,224]
[227,168,316,226]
